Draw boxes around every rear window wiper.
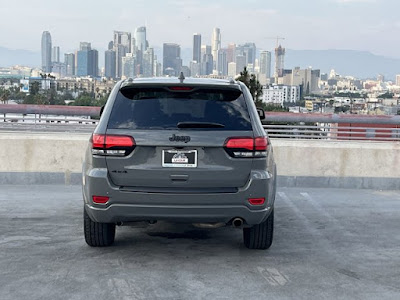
[177,122,225,129]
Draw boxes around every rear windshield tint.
[107,87,252,131]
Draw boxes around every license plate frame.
[162,149,198,168]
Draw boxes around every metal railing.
[0,104,399,141]
[0,104,99,132]
[262,112,400,141]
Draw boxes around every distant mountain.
[284,49,400,80]
[0,47,40,68]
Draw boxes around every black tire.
[243,210,274,250]
[84,208,115,247]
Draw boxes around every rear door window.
[107,87,252,131]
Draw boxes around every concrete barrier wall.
[0,132,399,189]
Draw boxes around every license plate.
[162,150,197,168]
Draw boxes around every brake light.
[91,134,135,156]
[248,198,265,205]
[92,195,109,204]
[224,137,268,158]
[168,86,194,91]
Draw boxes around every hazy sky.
[1,0,399,57]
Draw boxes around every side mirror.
[99,105,105,117]
[257,108,266,120]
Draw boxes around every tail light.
[91,134,135,156]
[224,137,268,158]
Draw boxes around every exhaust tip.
[232,218,244,228]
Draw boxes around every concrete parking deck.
[0,186,399,300]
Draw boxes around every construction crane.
[265,36,286,48]
[265,36,286,84]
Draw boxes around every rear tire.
[243,210,274,249]
[84,208,115,247]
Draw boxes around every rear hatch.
[102,84,256,191]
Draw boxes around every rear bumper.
[83,167,276,226]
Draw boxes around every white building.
[228,62,236,78]
[396,75,400,86]
[262,85,300,106]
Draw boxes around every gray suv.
[82,77,277,249]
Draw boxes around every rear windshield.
[107,87,252,131]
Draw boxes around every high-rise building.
[80,42,91,51]
[226,43,236,63]
[236,43,256,66]
[41,31,52,72]
[113,31,131,78]
[135,26,147,53]
[105,49,116,78]
[228,62,237,78]
[201,45,213,75]
[243,43,256,66]
[235,54,246,75]
[190,61,201,77]
[108,41,114,50]
[76,42,98,77]
[121,53,136,79]
[135,26,148,75]
[52,46,60,63]
[211,28,221,70]
[274,45,286,83]
[163,43,182,76]
[64,53,75,76]
[396,75,400,86]
[281,67,320,94]
[217,49,228,76]
[193,33,201,63]
[259,50,272,78]
[143,48,154,77]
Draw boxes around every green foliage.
[379,92,394,99]
[69,92,109,107]
[236,67,263,107]
[261,103,289,112]
[334,92,367,99]
[0,87,11,104]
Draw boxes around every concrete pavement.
[0,186,399,299]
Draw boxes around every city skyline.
[1,0,400,59]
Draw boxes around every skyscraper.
[64,53,75,76]
[243,43,256,66]
[76,42,98,77]
[235,54,246,75]
[217,49,228,76]
[52,46,60,63]
[135,26,147,53]
[121,53,136,79]
[226,43,236,63]
[193,33,201,63]
[105,49,116,79]
[259,50,272,78]
[211,28,221,70]
[41,31,52,72]
[201,45,213,75]
[163,43,182,76]
[113,31,131,78]
[275,45,286,83]
[143,48,154,77]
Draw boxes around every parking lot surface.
[1,185,399,300]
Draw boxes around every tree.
[236,67,263,107]
[0,88,11,104]
[30,82,40,96]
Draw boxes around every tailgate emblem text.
[169,134,191,143]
